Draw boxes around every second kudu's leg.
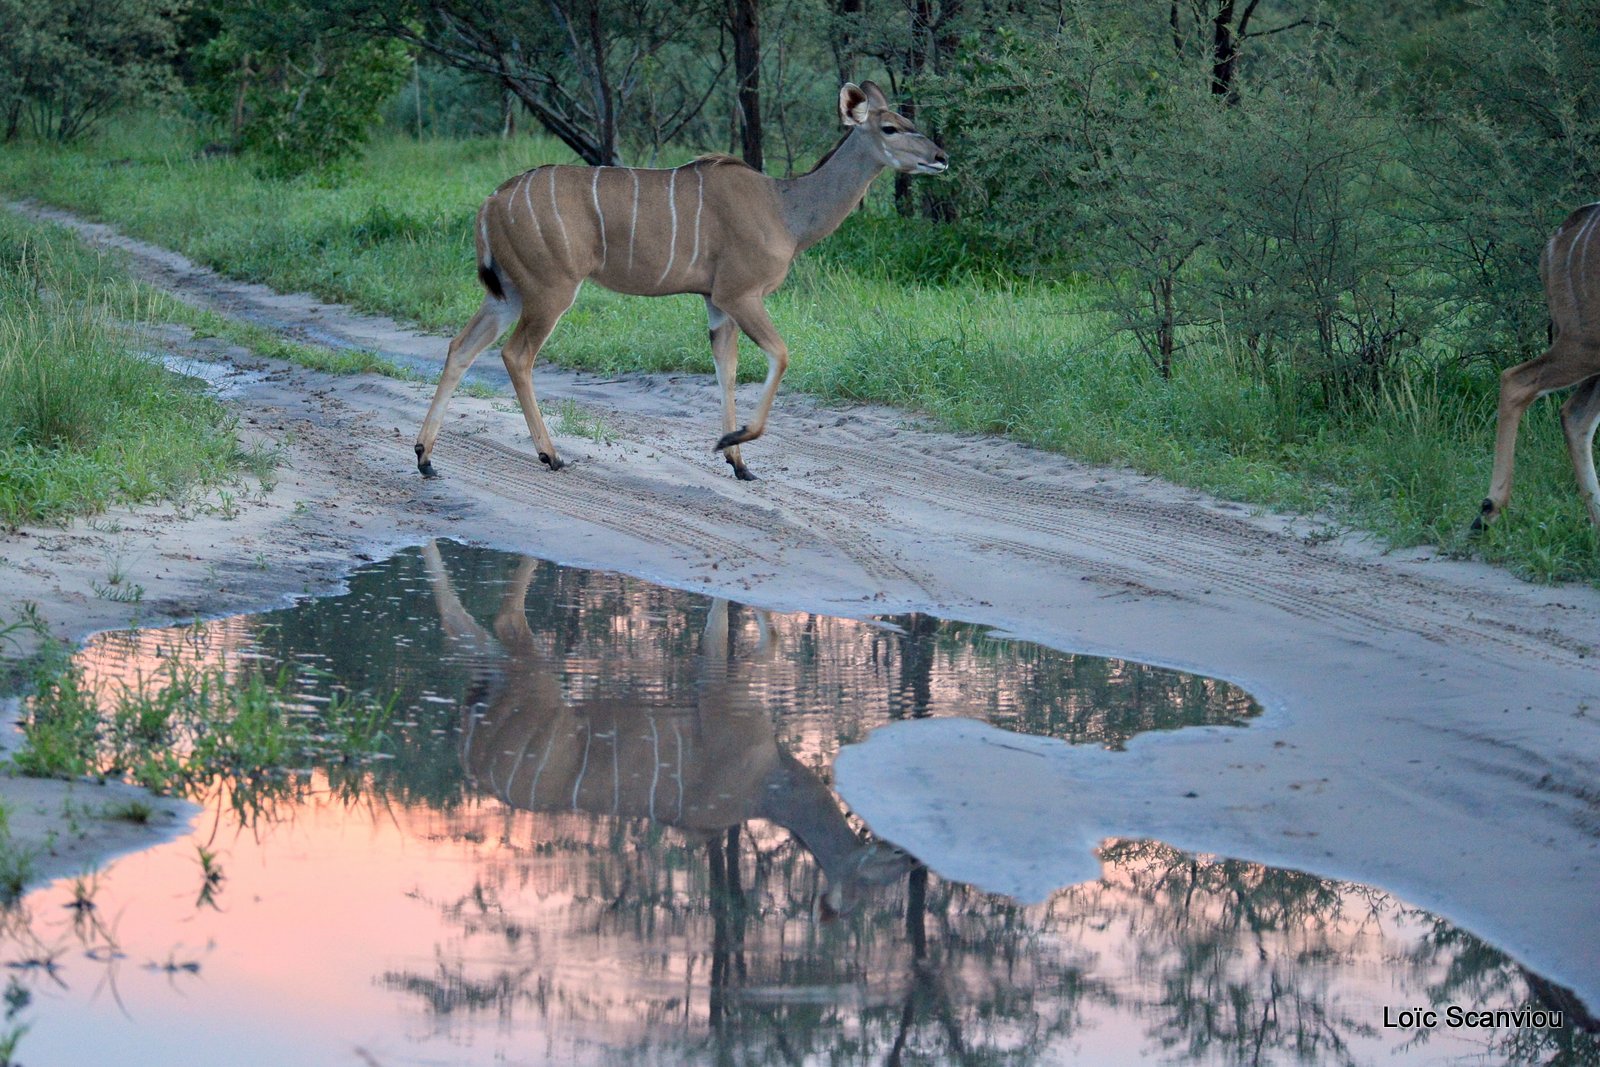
[416,297,519,477]
[502,290,579,472]
[713,296,789,457]
[707,299,754,480]
[1474,340,1594,530]
[1561,374,1600,529]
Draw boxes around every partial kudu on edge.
[413,81,947,481]
[1476,203,1600,533]
[420,542,912,919]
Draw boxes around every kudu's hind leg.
[1561,374,1600,529]
[713,296,789,457]
[707,300,754,479]
[1474,341,1590,530]
[501,297,574,471]
[416,297,518,477]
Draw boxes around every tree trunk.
[730,0,762,171]
[831,0,863,84]
[894,0,933,217]
[584,0,618,165]
[1211,0,1237,98]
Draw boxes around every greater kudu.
[421,542,912,917]
[1475,203,1600,533]
[414,81,947,481]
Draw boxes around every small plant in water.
[0,1022,26,1067]
[195,846,225,909]
[66,872,99,914]
[0,807,35,907]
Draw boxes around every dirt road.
[7,201,1600,1010]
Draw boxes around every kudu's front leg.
[712,296,789,465]
[707,299,754,480]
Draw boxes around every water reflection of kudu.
[421,541,912,919]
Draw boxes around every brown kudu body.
[1476,203,1600,532]
[421,542,911,917]
[414,81,947,481]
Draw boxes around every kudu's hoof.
[415,444,438,479]
[539,452,565,472]
[1469,498,1496,534]
[714,426,752,452]
[731,463,757,481]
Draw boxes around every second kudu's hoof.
[730,462,757,481]
[539,452,565,472]
[415,444,438,479]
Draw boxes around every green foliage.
[11,645,396,823]
[1399,0,1600,366]
[188,0,409,178]
[0,0,180,143]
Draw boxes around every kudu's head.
[839,81,949,176]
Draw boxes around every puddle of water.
[5,542,1594,1066]
[144,350,271,398]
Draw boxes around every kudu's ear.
[859,80,889,111]
[839,82,870,127]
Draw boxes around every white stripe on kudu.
[592,168,608,270]
[627,170,640,270]
[521,172,542,243]
[414,80,949,484]
[656,168,679,286]
[690,167,705,266]
[548,167,570,260]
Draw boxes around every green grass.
[2,114,1595,582]
[0,212,256,525]
[0,805,36,906]
[10,640,394,824]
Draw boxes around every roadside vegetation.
[1,0,1597,583]
[10,637,394,824]
[0,212,253,524]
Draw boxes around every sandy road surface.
[6,201,1600,1010]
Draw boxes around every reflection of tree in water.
[382,819,1597,1065]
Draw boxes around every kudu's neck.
[754,751,866,882]
[777,129,885,251]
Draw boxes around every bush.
[0,0,180,143]
[187,0,409,178]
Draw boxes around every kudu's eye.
[880,125,899,135]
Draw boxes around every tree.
[350,0,726,166]
[1398,0,1600,364]
[0,0,180,143]
[1166,0,1328,101]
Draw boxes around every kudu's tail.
[474,202,506,300]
